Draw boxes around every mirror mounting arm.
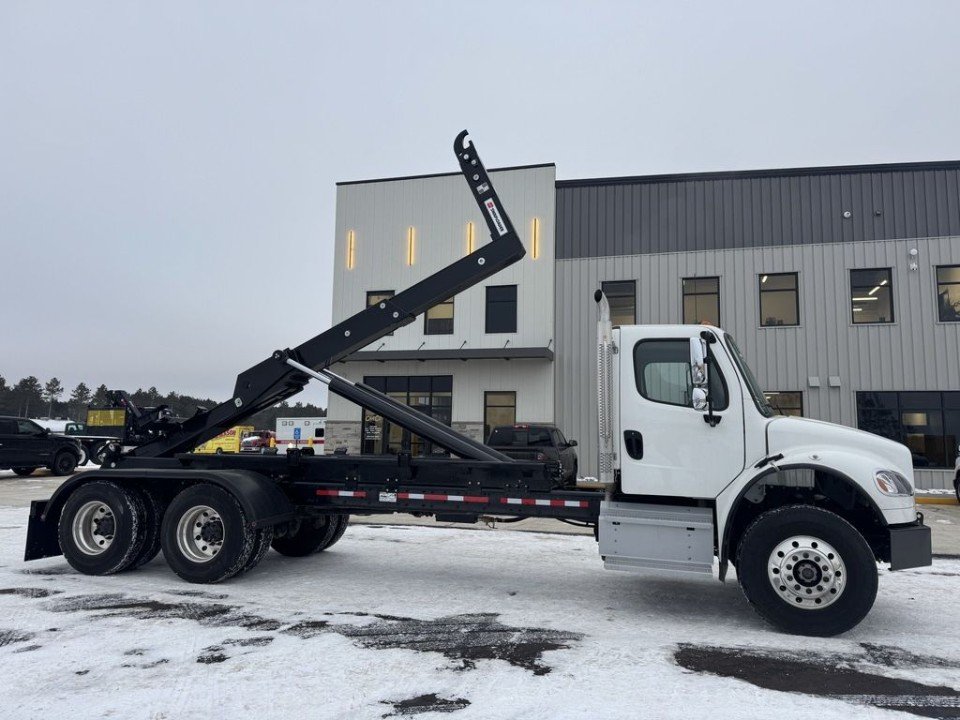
[700,331,722,427]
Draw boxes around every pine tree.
[43,377,64,418]
[13,376,43,417]
[70,382,91,419]
[91,384,111,407]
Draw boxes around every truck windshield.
[488,427,553,447]
[723,333,774,418]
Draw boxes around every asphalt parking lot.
[2,470,960,719]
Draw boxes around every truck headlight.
[874,470,913,497]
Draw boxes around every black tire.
[954,475,959,504]
[12,467,37,477]
[325,514,350,550]
[270,515,346,557]
[48,450,78,477]
[88,442,108,467]
[161,484,256,583]
[240,527,275,575]
[58,481,148,575]
[215,448,223,455]
[128,487,165,570]
[736,505,878,637]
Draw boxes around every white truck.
[591,291,928,635]
[24,130,930,639]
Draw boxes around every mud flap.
[24,500,62,561]
[888,521,932,570]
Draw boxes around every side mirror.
[567,439,578,447]
[40,427,50,436]
[689,337,708,387]
[692,387,709,411]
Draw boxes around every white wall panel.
[332,166,556,353]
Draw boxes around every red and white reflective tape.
[398,492,488,504]
[500,497,591,508]
[316,489,367,498]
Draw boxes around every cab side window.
[634,339,728,410]
[0,419,17,434]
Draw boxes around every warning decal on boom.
[484,198,509,236]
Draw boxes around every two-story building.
[325,158,960,491]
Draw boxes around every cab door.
[618,327,745,498]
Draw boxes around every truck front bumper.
[888,515,932,571]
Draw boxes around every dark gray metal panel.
[556,164,960,259]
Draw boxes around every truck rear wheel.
[58,481,148,575]
[736,505,877,637]
[240,527,275,574]
[129,487,165,570]
[161,484,256,583]
[271,514,348,557]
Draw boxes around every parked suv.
[486,423,579,487]
[0,416,83,477]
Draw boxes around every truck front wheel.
[161,484,256,583]
[736,505,878,637]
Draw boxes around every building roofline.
[556,159,960,189]
[336,162,556,187]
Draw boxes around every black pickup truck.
[0,416,83,476]
[486,423,579,486]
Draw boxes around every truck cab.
[596,307,929,634]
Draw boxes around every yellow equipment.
[194,425,255,455]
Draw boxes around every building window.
[361,376,452,456]
[601,280,636,326]
[759,272,799,327]
[856,391,960,469]
[682,277,720,325]
[850,268,894,324]
[484,391,516,442]
[936,265,960,322]
[485,285,517,333]
[424,297,454,335]
[633,339,728,410]
[367,290,394,335]
[764,391,803,417]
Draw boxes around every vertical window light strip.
[531,217,540,259]
[346,230,356,270]
[466,221,475,254]
[406,226,416,266]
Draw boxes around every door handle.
[623,430,643,460]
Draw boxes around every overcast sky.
[2,1,959,407]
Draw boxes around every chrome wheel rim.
[768,535,846,609]
[72,501,116,555]
[176,505,224,563]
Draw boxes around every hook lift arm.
[126,130,527,460]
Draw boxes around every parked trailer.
[275,417,325,453]
[24,131,930,637]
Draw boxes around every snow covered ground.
[2,506,959,720]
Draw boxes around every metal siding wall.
[555,235,960,490]
[556,168,960,259]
